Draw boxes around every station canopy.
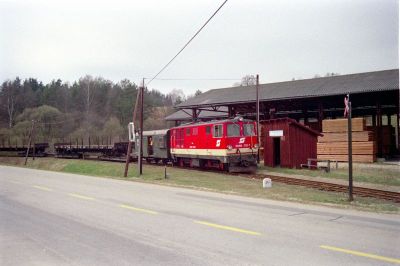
[166,69,398,121]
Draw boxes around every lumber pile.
[321,118,366,132]
[318,131,374,143]
[317,118,376,163]
[317,141,376,155]
[367,126,393,156]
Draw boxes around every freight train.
[135,116,259,172]
[1,117,259,172]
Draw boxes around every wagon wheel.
[199,159,205,168]
[220,163,229,172]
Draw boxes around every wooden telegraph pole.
[346,94,354,201]
[123,80,143,177]
[256,74,260,163]
[24,120,35,165]
[32,120,36,160]
[139,79,144,175]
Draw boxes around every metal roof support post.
[303,107,308,126]
[228,106,234,118]
[318,101,324,132]
[192,108,197,122]
[376,101,382,157]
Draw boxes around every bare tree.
[233,75,257,86]
[324,72,340,77]
[168,89,186,105]
[1,79,20,128]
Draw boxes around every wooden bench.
[300,158,338,172]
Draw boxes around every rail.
[248,174,400,203]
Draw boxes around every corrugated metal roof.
[142,129,169,136]
[262,118,322,136]
[177,69,399,108]
[165,107,228,121]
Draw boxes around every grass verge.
[258,165,400,187]
[1,157,399,213]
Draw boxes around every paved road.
[1,165,399,265]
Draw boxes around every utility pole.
[256,74,260,164]
[139,78,144,175]
[32,121,36,160]
[124,83,142,177]
[346,94,354,201]
[24,120,35,165]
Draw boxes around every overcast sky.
[0,0,398,95]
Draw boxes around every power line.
[146,0,229,86]
[149,77,240,81]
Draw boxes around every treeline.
[0,76,194,146]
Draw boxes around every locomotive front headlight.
[227,145,233,150]
[254,144,259,149]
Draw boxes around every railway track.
[247,174,400,203]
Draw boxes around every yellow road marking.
[68,193,95,201]
[320,245,400,264]
[33,185,52,191]
[194,220,261,236]
[119,204,158,215]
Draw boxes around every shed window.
[213,125,223,137]
[244,124,255,136]
[206,126,211,135]
[227,124,241,137]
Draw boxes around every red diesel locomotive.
[170,117,258,172]
[136,116,258,172]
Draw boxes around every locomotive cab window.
[244,124,256,136]
[192,127,198,136]
[186,128,191,136]
[213,124,223,137]
[227,123,241,137]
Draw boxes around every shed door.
[273,137,281,166]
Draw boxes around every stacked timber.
[367,126,393,156]
[321,118,366,132]
[317,118,376,163]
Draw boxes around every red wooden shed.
[262,118,322,168]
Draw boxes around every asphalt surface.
[1,165,399,265]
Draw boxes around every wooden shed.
[262,118,322,168]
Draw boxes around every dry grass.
[258,165,400,186]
